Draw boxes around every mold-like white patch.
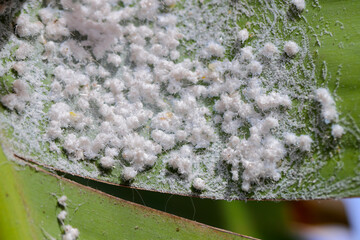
[255,92,292,111]
[292,0,306,11]
[284,41,299,57]
[16,13,43,37]
[261,42,278,58]
[58,195,68,207]
[204,42,225,58]
[284,132,298,145]
[247,61,263,75]
[315,88,338,123]
[1,80,29,111]
[45,18,70,41]
[15,43,33,60]
[57,210,67,221]
[12,62,27,75]
[107,54,122,67]
[193,177,206,191]
[332,124,344,138]
[62,225,80,240]
[168,145,193,176]
[123,167,137,180]
[0,0,346,198]
[100,156,115,169]
[298,135,313,152]
[238,28,249,42]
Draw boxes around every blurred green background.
[65,173,350,240]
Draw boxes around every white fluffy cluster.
[122,133,162,173]
[15,42,33,60]
[12,61,27,76]
[15,13,44,37]
[57,210,67,222]
[56,195,80,240]
[247,60,263,75]
[168,145,193,176]
[38,0,327,190]
[123,167,138,181]
[222,117,286,191]
[315,88,344,140]
[62,225,80,240]
[315,88,338,123]
[331,124,344,138]
[284,133,313,151]
[255,92,292,111]
[204,42,225,58]
[284,41,299,57]
[238,28,249,42]
[291,0,306,11]
[261,42,278,58]
[241,46,254,61]
[1,80,29,112]
[193,177,206,191]
[58,195,68,207]
[214,93,256,134]
[53,65,90,97]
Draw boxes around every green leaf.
[0,0,359,201]
[0,145,253,240]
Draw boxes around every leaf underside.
[0,0,359,200]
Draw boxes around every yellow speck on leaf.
[166,112,173,118]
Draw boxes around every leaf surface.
[0,0,359,200]
[0,145,253,240]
